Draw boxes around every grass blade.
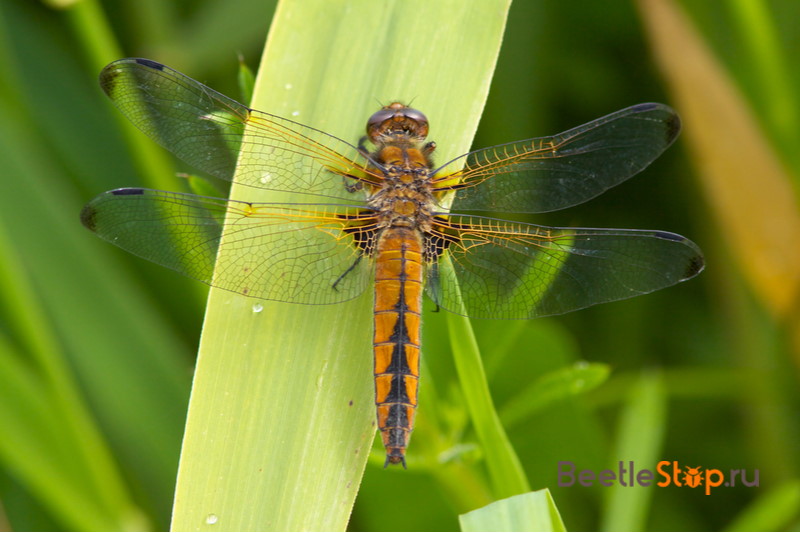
[459,489,566,532]
[447,311,531,499]
[726,479,800,532]
[601,371,667,531]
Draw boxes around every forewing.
[80,188,374,304]
[424,215,704,319]
[99,58,380,201]
[434,103,680,213]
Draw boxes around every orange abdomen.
[373,227,423,467]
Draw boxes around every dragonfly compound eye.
[367,103,429,142]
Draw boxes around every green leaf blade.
[459,489,566,532]
[171,1,511,530]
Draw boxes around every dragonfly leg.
[332,253,363,291]
[357,135,371,157]
[342,174,364,193]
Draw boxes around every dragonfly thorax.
[369,170,435,230]
[366,104,438,231]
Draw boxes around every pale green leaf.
[171,1,511,530]
[459,489,566,532]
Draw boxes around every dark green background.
[1,0,798,531]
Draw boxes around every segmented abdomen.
[373,227,423,467]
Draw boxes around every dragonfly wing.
[80,188,374,304]
[424,215,704,319]
[434,103,680,214]
[100,58,379,201]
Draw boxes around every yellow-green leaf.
[171,1,511,530]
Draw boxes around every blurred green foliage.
[0,0,798,531]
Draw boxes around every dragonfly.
[82,58,704,467]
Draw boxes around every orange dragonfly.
[82,58,704,467]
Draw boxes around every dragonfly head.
[367,102,429,145]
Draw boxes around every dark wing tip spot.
[111,187,145,196]
[630,102,681,143]
[653,231,705,279]
[100,59,165,96]
[134,58,165,71]
[79,204,98,231]
[684,254,705,279]
[665,112,682,144]
[98,65,120,96]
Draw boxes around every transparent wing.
[424,214,704,319]
[433,103,680,214]
[99,58,381,201]
[80,188,375,304]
